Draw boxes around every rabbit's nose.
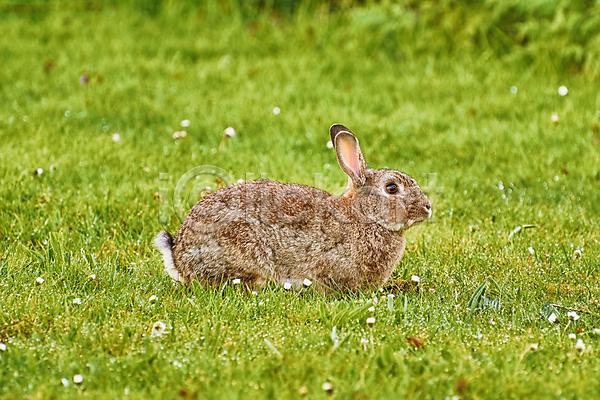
[424,200,432,218]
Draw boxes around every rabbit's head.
[330,124,432,231]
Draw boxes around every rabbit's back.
[172,179,405,291]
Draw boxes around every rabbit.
[155,124,431,293]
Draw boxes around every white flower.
[411,275,420,283]
[36,277,45,284]
[475,334,483,339]
[372,297,378,305]
[330,326,339,349]
[151,321,168,338]
[73,298,82,304]
[0,343,6,351]
[558,86,568,96]
[322,382,332,392]
[181,119,191,127]
[528,247,534,255]
[366,317,375,326]
[575,339,585,352]
[368,306,375,312]
[112,133,121,142]
[36,168,44,175]
[237,179,244,184]
[273,107,281,115]
[528,343,538,350]
[61,378,69,386]
[326,140,334,149]
[179,131,187,137]
[283,282,292,290]
[232,278,241,284]
[173,131,180,139]
[360,338,369,345]
[387,294,395,299]
[548,313,557,323]
[149,295,158,303]
[89,274,97,280]
[303,278,312,287]
[225,127,236,137]
[551,114,559,123]
[173,361,182,367]
[567,311,580,321]
[510,86,518,94]
[73,374,83,384]
[574,249,582,258]
[568,333,576,340]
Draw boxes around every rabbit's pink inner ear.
[336,132,362,181]
[339,140,360,177]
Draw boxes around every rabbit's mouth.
[377,208,430,231]
[403,205,432,229]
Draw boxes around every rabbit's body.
[160,179,406,291]
[155,124,431,293]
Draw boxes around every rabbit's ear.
[330,124,367,188]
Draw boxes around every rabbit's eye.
[386,183,399,194]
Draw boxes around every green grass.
[1,2,600,399]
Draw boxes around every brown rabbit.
[155,124,431,292]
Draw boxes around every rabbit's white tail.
[154,231,184,282]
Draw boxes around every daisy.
[558,86,568,96]
[151,321,169,338]
[567,311,580,321]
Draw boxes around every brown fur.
[156,124,431,293]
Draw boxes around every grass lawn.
[1,2,600,398]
